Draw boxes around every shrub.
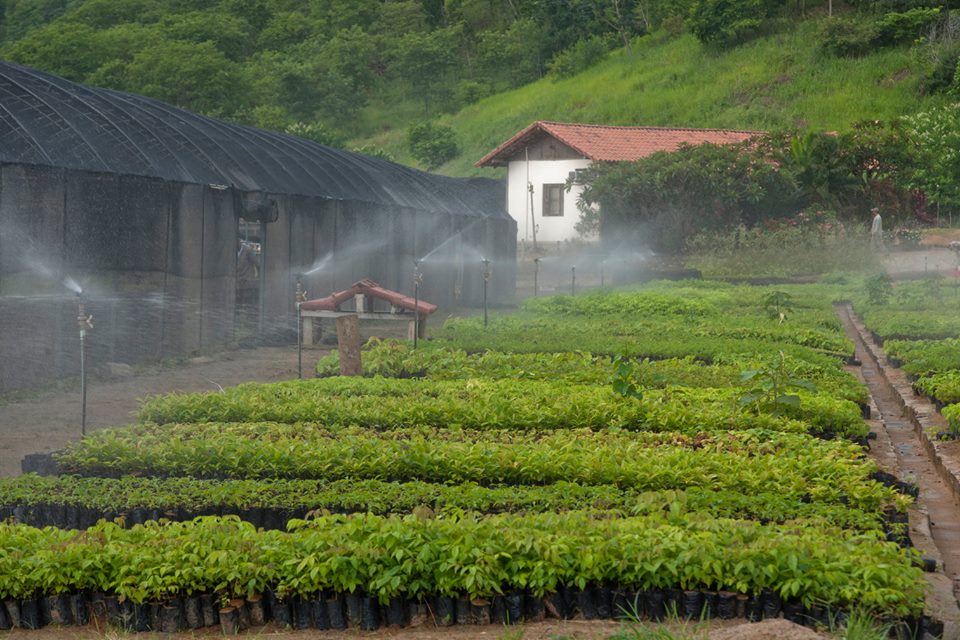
[864,272,894,305]
[284,121,345,148]
[874,7,941,46]
[818,17,880,57]
[688,0,783,47]
[919,39,960,94]
[406,121,459,169]
[547,35,613,78]
[821,8,941,57]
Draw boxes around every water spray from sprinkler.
[76,292,93,436]
[533,258,541,297]
[63,276,82,294]
[295,274,307,379]
[571,265,577,297]
[482,258,491,327]
[413,259,423,349]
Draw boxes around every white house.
[476,121,758,244]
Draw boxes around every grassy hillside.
[361,20,945,177]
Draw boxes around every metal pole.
[533,258,540,297]
[295,275,306,379]
[600,260,605,287]
[77,296,93,437]
[571,266,576,296]
[528,183,537,253]
[483,258,490,327]
[413,260,421,348]
[80,330,86,437]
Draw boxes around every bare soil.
[0,346,316,477]
[0,618,829,639]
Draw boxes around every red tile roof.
[476,121,760,167]
[300,279,438,315]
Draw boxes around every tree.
[575,139,797,250]
[688,0,785,47]
[116,39,249,118]
[320,26,378,94]
[159,11,253,61]
[392,23,463,113]
[407,121,459,169]
[903,105,960,215]
[476,18,546,88]
[5,22,112,81]
[243,50,361,130]
[591,0,642,51]
[255,11,317,50]
[2,0,73,42]
[63,0,161,29]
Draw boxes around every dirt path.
[837,304,960,634]
[0,345,324,477]
[0,616,829,640]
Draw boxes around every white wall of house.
[507,158,593,244]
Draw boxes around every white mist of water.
[301,237,391,275]
[62,276,82,294]
[303,252,334,275]
[419,218,485,263]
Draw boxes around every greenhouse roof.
[0,62,508,219]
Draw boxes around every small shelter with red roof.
[476,121,757,244]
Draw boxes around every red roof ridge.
[476,120,762,167]
[538,120,762,135]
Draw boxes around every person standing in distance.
[870,207,885,252]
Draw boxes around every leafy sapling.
[611,355,643,400]
[763,290,793,324]
[739,351,817,415]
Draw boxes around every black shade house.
[0,61,516,392]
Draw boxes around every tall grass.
[354,20,945,176]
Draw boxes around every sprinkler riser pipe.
[533,259,540,297]
[571,266,576,296]
[76,298,93,438]
[482,259,491,327]
[79,334,86,437]
[295,276,306,380]
[413,261,422,349]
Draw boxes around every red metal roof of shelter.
[300,279,438,315]
[476,121,760,167]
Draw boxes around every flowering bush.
[893,227,923,247]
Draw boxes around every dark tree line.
[0,0,659,137]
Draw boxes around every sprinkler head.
[77,297,94,332]
[295,274,307,304]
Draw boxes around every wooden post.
[336,314,362,376]
[302,316,318,346]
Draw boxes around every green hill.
[0,0,951,178]
[363,20,947,176]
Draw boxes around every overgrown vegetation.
[0,0,956,174]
